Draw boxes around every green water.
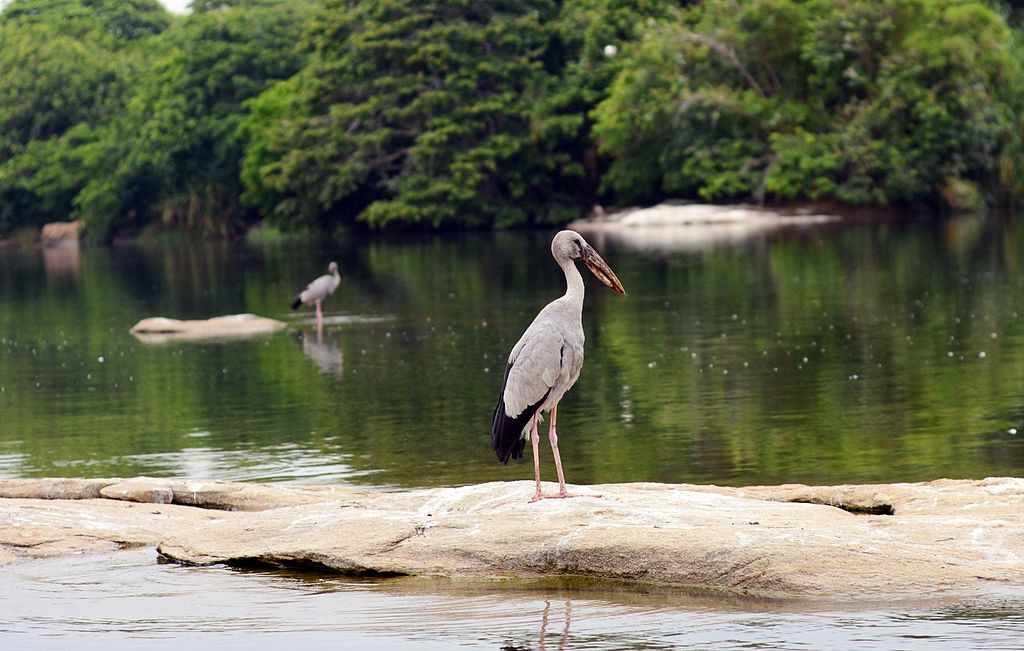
[2,216,1024,488]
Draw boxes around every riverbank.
[2,477,1021,601]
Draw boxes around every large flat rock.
[129,313,287,343]
[569,203,838,253]
[2,477,1022,600]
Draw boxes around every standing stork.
[492,230,626,502]
[290,261,341,332]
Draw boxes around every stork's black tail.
[290,296,302,310]
[491,362,549,464]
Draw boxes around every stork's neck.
[559,257,585,308]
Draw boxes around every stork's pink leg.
[546,405,577,499]
[315,300,324,332]
[529,412,544,502]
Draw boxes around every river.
[1,214,1023,647]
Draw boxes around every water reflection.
[2,216,1024,487]
[540,600,572,651]
[106,443,369,484]
[2,551,1022,649]
[497,600,574,651]
[299,329,345,378]
[41,242,81,283]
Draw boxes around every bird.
[491,230,626,502]
[290,261,341,332]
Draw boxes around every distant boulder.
[40,221,83,247]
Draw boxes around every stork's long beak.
[581,245,626,296]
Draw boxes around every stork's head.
[328,261,339,275]
[552,230,626,296]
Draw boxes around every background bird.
[491,230,626,502]
[290,261,341,332]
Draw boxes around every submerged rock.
[1,477,1022,600]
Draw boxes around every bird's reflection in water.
[540,600,572,651]
[502,600,572,651]
[299,328,344,378]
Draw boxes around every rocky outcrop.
[569,203,837,253]
[2,477,1022,600]
[129,313,287,343]
[40,220,82,247]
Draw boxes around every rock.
[40,221,82,247]
[572,203,837,228]
[568,203,838,253]
[0,477,356,512]
[129,313,287,343]
[2,477,1023,600]
[0,496,227,563]
[0,477,119,500]
[100,479,175,504]
[160,480,362,511]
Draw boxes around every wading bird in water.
[290,261,341,332]
[491,230,626,502]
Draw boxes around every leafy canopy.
[0,0,168,233]
[75,0,310,238]
[593,0,1024,208]
[242,0,605,229]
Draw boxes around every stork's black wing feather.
[491,361,550,464]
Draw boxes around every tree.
[593,0,1024,210]
[0,0,168,234]
[75,0,311,238]
[533,0,688,209]
[243,0,578,229]
[1,0,169,43]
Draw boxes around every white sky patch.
[0,0,190,14]
[160,0,191,14]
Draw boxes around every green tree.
[242,0,583,230]
[593,0,1024,210]
[1,0,169,43]
[0,0,169,234]
[76,0,311,238]
[530,0,684,212]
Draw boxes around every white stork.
[290,261,341,331]
[491,230,626,502]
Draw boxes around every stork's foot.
[528,489,582,503]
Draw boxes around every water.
[2,218,1024,487]
[3,215,1024,647]
[1,550,1022,650]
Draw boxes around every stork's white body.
[291,262,341,331]
[501,265,586,435]
[491,231,625,502]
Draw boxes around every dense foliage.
[594,0,1024,210]
[0,0,309,238]
[0,0,169,234]
[241,0,676,229]
[1,0,1023,238]
[75,0,311,237]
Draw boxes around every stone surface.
[40,220,82,247]
[569,203,837,253]
[2,477,1023,600]
[129,313,287,343]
